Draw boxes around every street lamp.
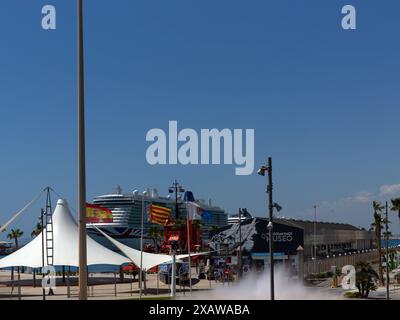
[313,205,317,274]
[384,202,390,300]
[170,240,179,298]
[258,157,279,301]
[169,180,185,219]
[237,208,244,279]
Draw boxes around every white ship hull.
[87,227,155,250]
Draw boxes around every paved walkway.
[0,270,220,300]
[1,270,399,300]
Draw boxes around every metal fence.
[304,250,378,276]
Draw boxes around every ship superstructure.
[87,186,228,250]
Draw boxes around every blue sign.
[251,252,285,258]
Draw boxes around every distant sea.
[381,239,400,247]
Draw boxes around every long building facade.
[225,214,375,262]
[275,219,375,260]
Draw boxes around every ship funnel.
[151,188,159,198]
[116,185,122,194]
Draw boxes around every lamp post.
[139,190,148,299]
[385,201,390,300]
[185,201,193,295]
[77,0,88,301]
[258,157,279,300]
[169,180,185,219]
[170,241,178,298]
[313,205,317,274]
[238,208,243,279]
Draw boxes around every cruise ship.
[227,208,253,225]
[87,186,228,250]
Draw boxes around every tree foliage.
[355,261,378,298]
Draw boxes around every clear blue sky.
[1,0,400,243]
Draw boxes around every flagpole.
[77,0,88,301]
[185,202,193,295]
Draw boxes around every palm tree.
[7,229,24,251]
[355,261,378,298]
[391,198,400,220]
[382,230,392,239]
[148,226,162,253]
[371,201,384,285]
[31,222,42,238]
[387,248,397,270]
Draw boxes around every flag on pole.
[86,203,113,223]
[186,202,201,220]
[186,202,204,221]
[149,204,172,226]
[184,191,212,222]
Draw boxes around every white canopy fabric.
[94,226,209,271]
[0,199,130,268]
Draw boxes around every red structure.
[160,220,203,254]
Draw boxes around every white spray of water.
[190,268,344,300]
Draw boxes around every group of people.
[212,265,235,283]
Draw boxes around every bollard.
[67,271,70,298]
[33,269,36,288]
[130,272,133,296]
[17,267,21,300]
[157,269,159,296]
[297,246,304,283]
[114,272,117,297]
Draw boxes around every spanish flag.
[86,203,113,223]
[149,204,172,226]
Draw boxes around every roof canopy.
[95,227,209,271]
[0,199,130,268]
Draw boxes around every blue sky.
[1,0,400,242]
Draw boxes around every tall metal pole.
[313,205,317,274]
[238,209,243,280]
[385,202,390,300]
[170,180,185,219]
[171,251,176,298]
[78,0,88,301]
[41,209,46,300]
[140,191,147,299]
[175,183,179,219]
[267,157,275,300]
[185,202,193,294]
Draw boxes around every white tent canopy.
[0,199,130,268]
[94,226,209,271]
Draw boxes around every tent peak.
[57,198,68,206]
